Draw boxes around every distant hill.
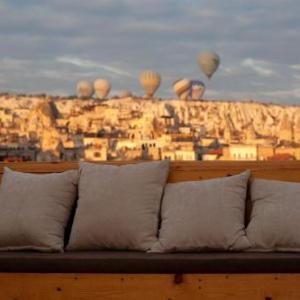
[0,94,299,161]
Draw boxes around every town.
[0,93,299,162]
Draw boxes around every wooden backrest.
[1,161,300,183]
[1,161,300,223]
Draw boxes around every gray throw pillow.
[67,160,169,251]
[246,178,300,252]
[151,171,251,253]
[0,168,78,252]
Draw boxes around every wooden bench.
[1,161,300,300]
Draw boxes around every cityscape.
[1,1,300,299]
[1,1,299,162]
[0,93,299,162]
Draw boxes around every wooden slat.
[0,273,300,300]
[1,161,300,182]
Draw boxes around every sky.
[0,0,300,104]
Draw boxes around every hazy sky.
[0,0,300,103]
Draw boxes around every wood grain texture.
[1,161,300,183]
[0,273,300,300]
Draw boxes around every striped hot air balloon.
[197,51,220,79]
[76,80,94,99]
[94,79,111,100]
[139,70,161,98]
[173,78,192,100]
[190,80,205,100]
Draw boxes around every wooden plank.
[0,273,300,300]
[0,161,300,183]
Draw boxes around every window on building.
[94,152,101,158]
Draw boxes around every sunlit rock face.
[0,94,299,161]
[102,97,299,144]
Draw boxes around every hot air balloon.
[173,78,192,100]
[76,80,94,99]
[93,79,111,100]
[190,80,205,100]
[119,90,132,98]
[197,51,220,79]
[139,70,161,98]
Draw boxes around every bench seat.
[1,251,300,274]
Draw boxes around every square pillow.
[0,167,78,252]
[246,178,300,252]
[67,160,169,251]
[151,171,251,253]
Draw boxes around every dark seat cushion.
[1,251,300,273]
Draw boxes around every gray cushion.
[247,178,300,252]
[0,168,78,252]
[151,171,251,253]
[67,160,169,251]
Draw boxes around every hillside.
[0,94,299,161]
